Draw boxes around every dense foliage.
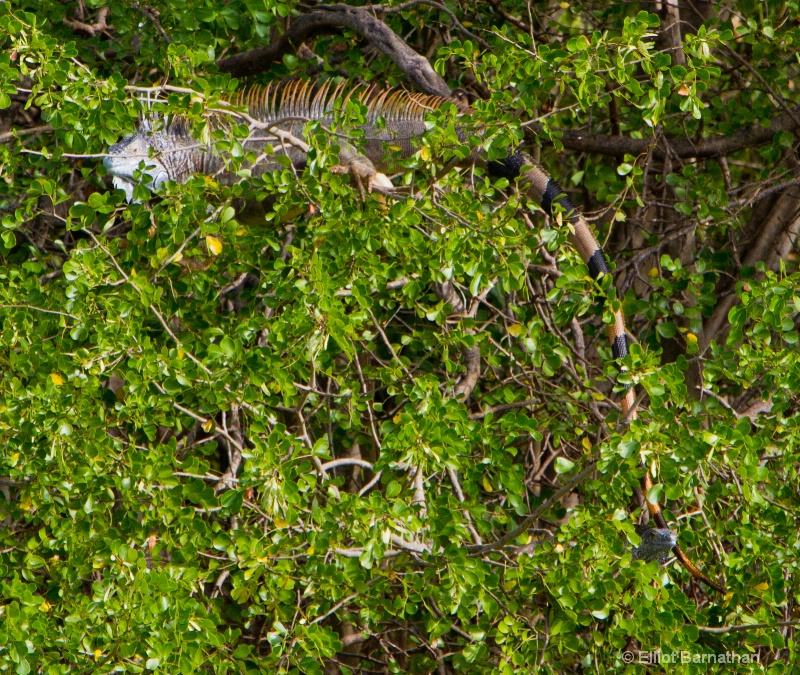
[1,1,799,672]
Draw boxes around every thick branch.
[63,7,113,36]
[545,105,800,158]
[700,186,800,352]
[698,621,799,635]
[217,404,244,492]
[453,345,480,401]
[662,0,686,67]
[217,4,451,98]
[471,461,598,554]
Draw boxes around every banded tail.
[490,153,726,594]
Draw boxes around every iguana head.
[104,117,195,201]
[632,525,677,563]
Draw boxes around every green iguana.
[104,79,726,593]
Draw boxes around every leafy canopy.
[1,1,798,673]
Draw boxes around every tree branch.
[453,345,480,401]
[661,0,686,68]
[698,621,799,635]
[63,7,113,36]
[217,4,450,98]
[471,461,598,554]
[544,104,800,159]
[700,185,800,353]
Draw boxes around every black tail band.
[611,333,630,360]
[586,248,611,279]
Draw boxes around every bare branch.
[698,621,799,635]
[376,0,490,50]
[217,4,450,98]
[0,124,51,143]
[217,404,244,492]
[545,104,800,159]
[701,185,800,352]
[63,7,113,36]
[453,345,480,401]
[471,461,598,554]
[320,458,375,472]
[661,0,686,67]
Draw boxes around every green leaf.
[554,457,575,474]
[657,322,677,339]
[220,489,243,513]
[617,163,633,176]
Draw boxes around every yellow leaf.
[419,147,431,161]
[507,323,523,337]
[206,235,223,256]
[482,475,493,493]
[649,266,659,279]
[503,579,516,591]
[686,332,698,344]
[94,649,102,660]
[273,515,288,528]
[40,601,50,611]
[582,437,593,452]
[753,581,769,592]
[201,419,214,433]
[393,413,402,424]
[50,373,64,386]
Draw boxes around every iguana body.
[104,80,725,593]
[105,80,448,200]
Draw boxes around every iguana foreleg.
[330,147,394,198]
